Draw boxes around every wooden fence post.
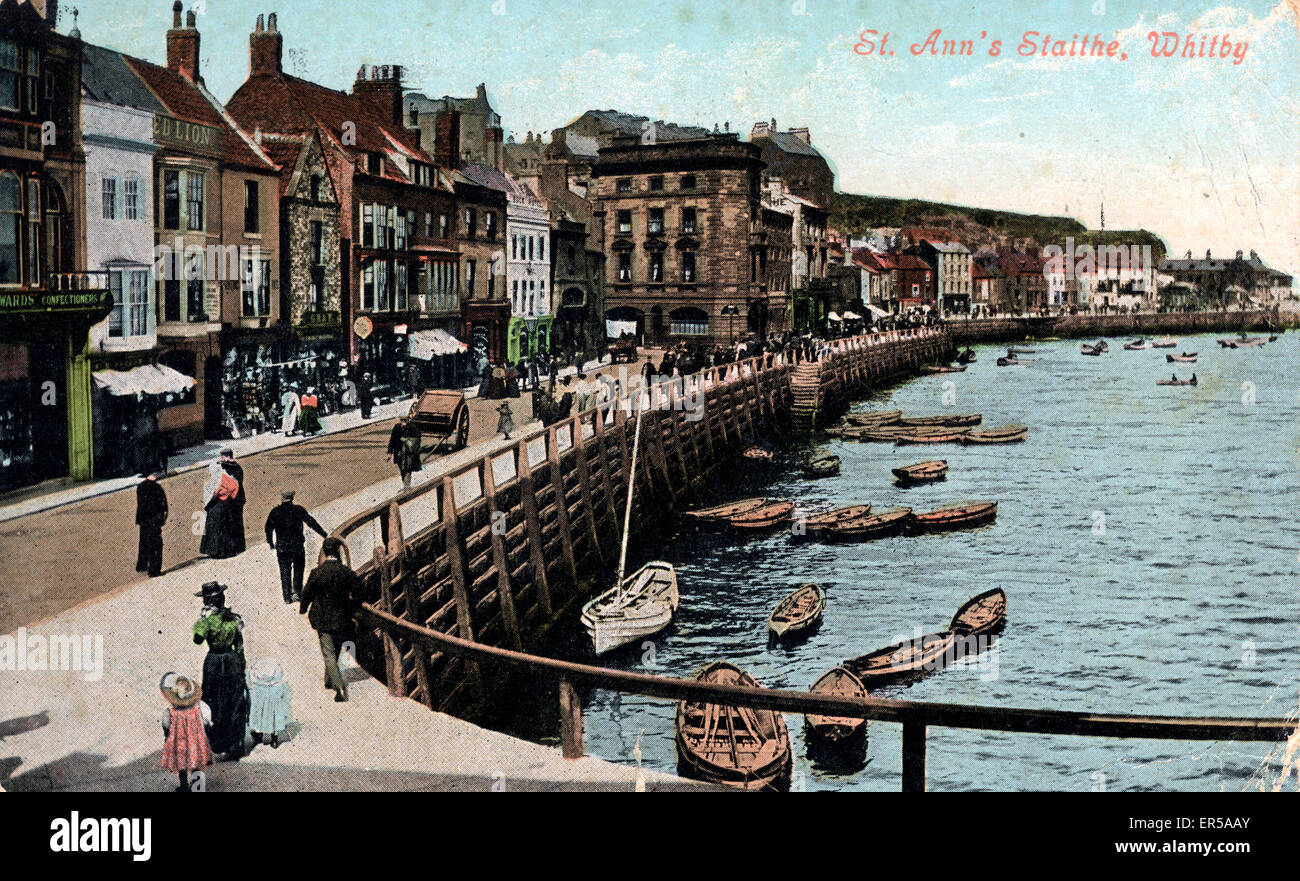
[482,457,523,652]
[559,678,585,759]
[515,440,554,618]
[902,722,927,792]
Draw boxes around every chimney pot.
[186,9,196,27]
[268,12,277,32]
[256,13,264,32]
[172,0,182,28]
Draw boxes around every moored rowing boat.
[950,587,1007,637]
[768,583,826,641]
[823,506,913,542]
[675,661,793,790]
[844,410,903,427]
[896,413,982,428]
[891,460,948,484]
[843,630,958,689]
[894,429,970,445]
[962,424,1028,444]
[805,667,869,749]
[910,500,998,533]
[1166,352,1198,363]
[799,504,873,537]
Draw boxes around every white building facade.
[83,98,157,354]
[506,178,553,362]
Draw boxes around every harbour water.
[550,331,1300,791]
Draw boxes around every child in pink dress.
[160,672,213,792]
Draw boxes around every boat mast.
[616,401,644,598]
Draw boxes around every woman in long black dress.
[191,581,250,758]
[200,450,246,559]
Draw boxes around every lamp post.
[721,304,739,344]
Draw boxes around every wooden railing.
[360,602,1296,791]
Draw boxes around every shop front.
[461,299,510,378]
[91,361,195,478]
[506,314,553,364]
[0,283,114,493]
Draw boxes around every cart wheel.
[456,407,469,449]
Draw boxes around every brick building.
[226,16,462,400]
[748,120,834,210]
[592,133,790,346]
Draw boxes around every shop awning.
[92,364,196,397]
[842,310,863,321]
[865,303,890,319]
[827,311,842,322]
[408,329,467,360]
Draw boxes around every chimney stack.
[166,2,203,84]
[433,109,461,170]
[250,11,283,77]
[352,64,405,129]
[790,126,811,145]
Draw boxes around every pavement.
[0,393,699,792]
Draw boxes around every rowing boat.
[844,410,903,427]
[1156,377,1197,386]
[894,429,970,446]
[805,667,869,750]
[728,499,795,531]
[962,425,1028,444]
[675,661,793,790]
[768,583,826,641]
[1123,339,1147,350]
[1150,338,1177,349]
[742,444,774,462]
[803,455,841,479]
[800,504,873,538]
[996,356,1020,367]
[847,426,913,442]
[824,506,913,542]
[891,460,948,485]
[922,364,967,374]
[950,587,1007,636]
[1080,344,1103,356]
[1007,346,1036,355]
[580,562,680,655]
[896,413,982,428]
[910,500,998,533]
[1166,353,1198,363]
[843,630,958,689]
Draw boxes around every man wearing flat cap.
[264,490,328,604]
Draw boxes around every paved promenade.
[1,395,699,792]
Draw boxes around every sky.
[65,0,1300,279]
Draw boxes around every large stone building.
[1158,249,1293,309]
[916,239,972,315]
[592,133,791,346]
[450,163,508,367]
[0,0,112,493]
[226,15,463,400]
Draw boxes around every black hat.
[195,581,226,600]
[281,489,295,501]
[322,537,345,558]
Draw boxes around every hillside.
[831,192,1166,260]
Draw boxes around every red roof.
[227,73,436,186]
[124,56,276,173]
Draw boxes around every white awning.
[606,319,637,338]
[409,329,467,360]
[865,303,889,319]
[827,311,842,321]
[93,364,196,397]
[842,310,862,320]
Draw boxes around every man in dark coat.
[357,372,374,419]
[300,537,363,702]
[134,472,168,577]
[264,490,328,603]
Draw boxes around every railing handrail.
[360,603,1294,742]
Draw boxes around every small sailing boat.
[581,406,679,655]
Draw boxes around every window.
[362,264,375,311]
[367,152,383,175]
[439,213,449,238]
[670,307,708,336]
[376,259,390,311]
[485,212,497,240]
[395,262,408,311]
[424,212,433,237]
[385,205,396,248]
[0,41,20,112]
[617,252,631,282]
[681,250,696,283]
[616,210,632,235]
[362,203,374,248]
[395,211,406,250]
[309,265,324,311]
[374,204,388,249]
[243,180,259,234]
[616,178,632,194]
[649,176,663,191]
[649,252,663,282]
[0,173,20,285]
[108,268,150,338]
[159,169,179,230]
[100,177,118,221]
[539,236,545,261]
[465,259,476,296]
[512,279,519,312]
[681,207,697,233]
[309,174,321,202]
[185,253,205,321]
[511,235,518,261]
[527,235,533,261]
[465,208,477,238]
[681,174,697,189]
[124,178,140,220]
[186,172,204,231]
[648,208,664,235]
[309,221,323,265]
[242,258,271,317]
